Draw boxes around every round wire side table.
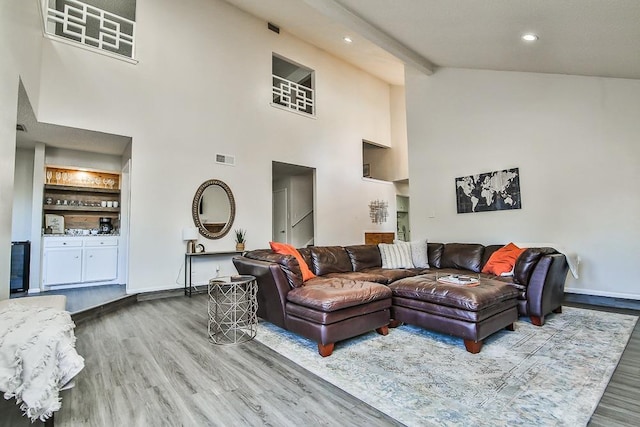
[207,275,257,344]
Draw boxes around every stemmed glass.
[62,172,69,185]
[55,171,61,184]
[103,178,109,189]
[46,170,52,184]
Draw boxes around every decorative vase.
[235,243,245,252]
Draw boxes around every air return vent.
[268,22,280,34]
[215,153,235,166]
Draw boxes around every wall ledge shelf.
[45,184,120,194]
[44,206,120,213]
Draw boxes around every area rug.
[255,307,637,426]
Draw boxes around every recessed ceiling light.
[522,33,538,42]
[343,36,353,44]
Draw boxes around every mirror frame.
[192,179,236,239]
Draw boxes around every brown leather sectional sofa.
[232,243,569,356]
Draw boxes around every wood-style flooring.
[0,294,400,427]
[567,301,640,427]
[1,294,638,426]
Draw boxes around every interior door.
[272,188,288,243]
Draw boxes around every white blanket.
[0,303,84,422]
[514,242,580,279]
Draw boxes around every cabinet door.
[83,246,118,282]
[44,248,83,285]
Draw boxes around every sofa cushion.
[309,246,353,276]
[428,243,444,268]
[270,242,316,282]
[297,247,314,271]
[361,267,422,284]
[244,249,304,288]
[482,243,526,276]
[389,275,519,311]
[344,245,382,271]
[379,242,415,269]
[440,243,485,273]
[513,247,557,285]
[323,271,389,283]
[287,278,392,312]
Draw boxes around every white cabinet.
[43,236,119,286]
[43,248,83,285]
[84,247,118,282]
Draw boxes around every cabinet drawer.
[85,238,118,247]
[44,239,82,248]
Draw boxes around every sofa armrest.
[525,253,569,318]
[233,256,290,328]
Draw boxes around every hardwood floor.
[1,294,401,427]
[565,301,640,427]
[1,295,638,426]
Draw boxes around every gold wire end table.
[207,275,257,344]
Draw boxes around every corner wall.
[0,0,44,300]
[405,67,640,299]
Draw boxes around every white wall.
[406,67,640,299]
[389,85,409,182]
[0,0,44,300]
[45,147,123,172]
[29,0,396,293]
[12,148,35,241]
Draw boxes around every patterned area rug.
[255,307,637,426]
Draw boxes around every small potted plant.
[234,228,246,252]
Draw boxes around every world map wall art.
[455,167,521,214]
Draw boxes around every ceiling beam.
[302,0,435,75]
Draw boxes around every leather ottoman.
[388,274,519,353]
[285,277,392,357]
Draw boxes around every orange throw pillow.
[482,243,526,276]
[269,242,316,282]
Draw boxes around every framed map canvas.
[455,167,521,213]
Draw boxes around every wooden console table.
[365,232,395,245]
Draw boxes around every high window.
[41,0,137,60]
[272,54,315,116]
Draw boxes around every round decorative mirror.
[192,179,235,239]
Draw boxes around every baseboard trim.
[137,289,184,301]
[564,292,640,312]
[71,288,189,323]
[72,294,138,324]
[126,285,183,294]
[565,287,640,301]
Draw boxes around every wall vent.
[268,22,280,34]
[16,124,27,132]
[215,153,235,166]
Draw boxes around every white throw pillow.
[394,238,429,268]
[379,242,415,269]
[410,239,429,268]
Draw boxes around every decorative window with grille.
[41,0,137,60]
[272,54,315,116]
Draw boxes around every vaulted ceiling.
[225,0,640,85]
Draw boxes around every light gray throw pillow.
[395,238,429,268]
[379,242,415,269]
